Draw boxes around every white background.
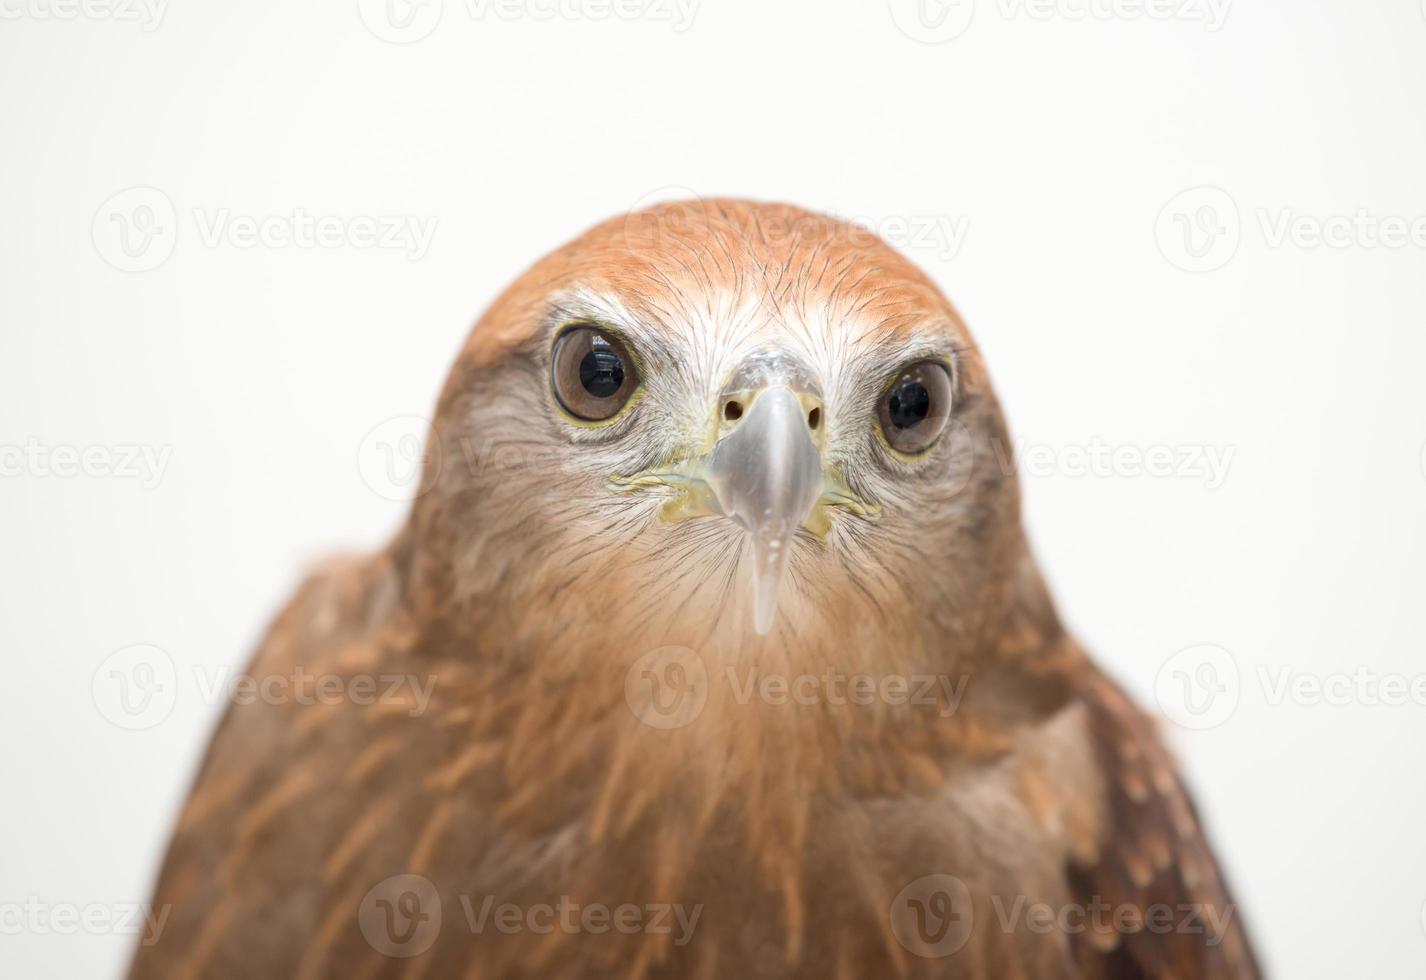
[3,0,1425,976]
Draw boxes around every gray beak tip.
[704,386,823,636]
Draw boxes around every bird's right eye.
[550,325,641,422]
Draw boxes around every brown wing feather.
[1069,671,1261,979]
[125,553,462,979]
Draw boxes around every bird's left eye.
[877,360,953,455]
[550,325,641,422]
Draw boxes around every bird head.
[402,200,1025,665]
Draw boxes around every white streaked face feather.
[427,277,1006,660]
[543,283,964,475]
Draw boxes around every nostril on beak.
[704,385,827,635]
[807,406,821,431]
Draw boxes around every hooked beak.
[704,386,823,634]
[611,370,879,636]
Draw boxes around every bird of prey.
[130,199,1258,979]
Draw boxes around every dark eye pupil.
[579,349,625,398]
[887,381,931,429]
